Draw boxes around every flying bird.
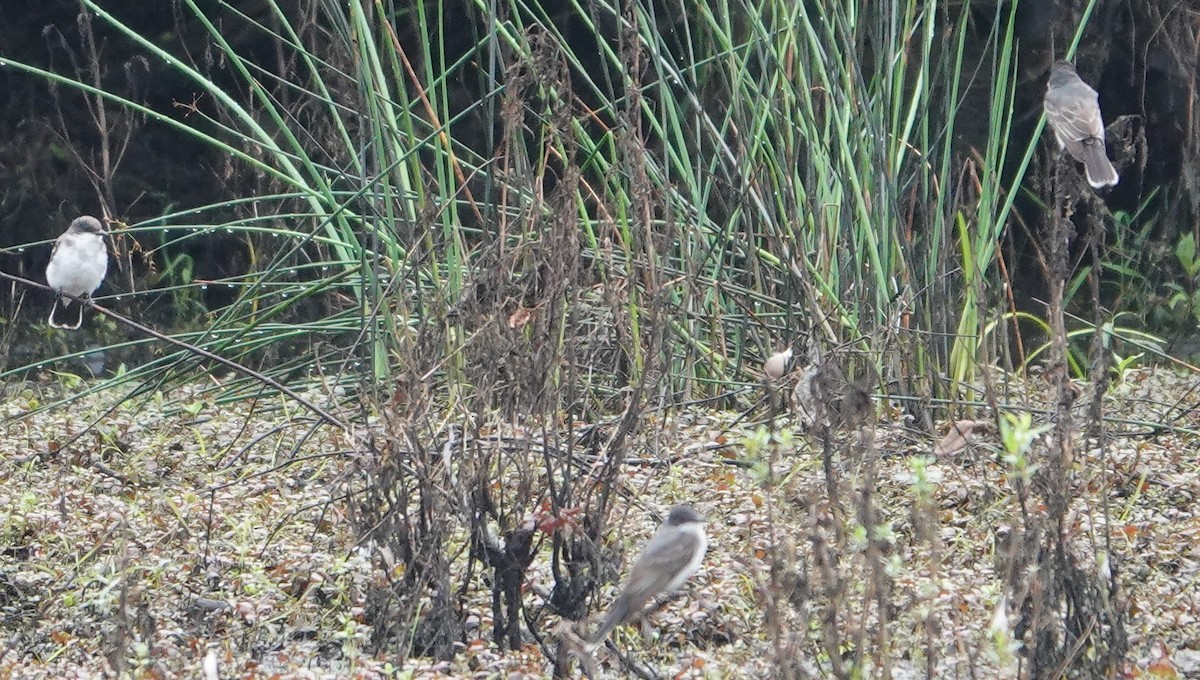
[46,215,108,330]
[1044,60,1119,189]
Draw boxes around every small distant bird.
[1043,60,1119,189]
[46,216,108,330]
[764,348,794,381]
[590,504,707,644]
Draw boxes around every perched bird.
[763,348,794,381]
[591,504,707,644]
[1043,60,1119,189]
[46,216,108,330]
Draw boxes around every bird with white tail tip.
[46,215,108,330]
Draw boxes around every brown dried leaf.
[507,306,534,328]
[934,419,990,456]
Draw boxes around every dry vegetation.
[1,363,1198,679]
[1,2,1199,679]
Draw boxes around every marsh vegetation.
[0,1,1198,677]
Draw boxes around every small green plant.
[987,599,1021,667]
[1174,232,1200,278]
[151,238,213,331]
[998,411,1051,482]
[847,521,869,553]
[903,455,942,502]
[1163,232,1200,328]
[741,426,798,488]
[1102,189,1161,315]
[51,370,84,391]
[1110,350,1144,384]
[996,311,1164,379]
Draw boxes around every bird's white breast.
[47,233,107,299]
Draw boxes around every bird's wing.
[623,529,702,602]
[1045,86,1105,141]
[45,233,70,296]
[47,234,66,268]
[591,526,703,642]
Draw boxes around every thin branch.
[0,270,350,433]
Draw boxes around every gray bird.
[591,504,707,644]
[46,216,108,330]
[1044,60,1119,189]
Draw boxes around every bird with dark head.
[1043,60,1119,190]
[590,504,707,644]
[46,215,108,330]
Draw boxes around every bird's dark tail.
[48,297,84,330]
[1083,144,1119,189]
[589,596,631,644]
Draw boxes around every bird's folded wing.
[1046,94,1104,141]
[624,531,701,597]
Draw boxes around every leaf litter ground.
[0,366,1198,678]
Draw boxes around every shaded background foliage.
[0,1,1195,368]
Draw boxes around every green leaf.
[1176,233,1198,275]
